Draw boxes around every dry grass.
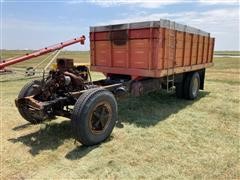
[0,52,239,179]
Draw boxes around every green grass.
[0,51,240,179]
[214,51,240,56]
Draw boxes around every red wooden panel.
[203,37,208,63]
[192,34,198,43]
[198,36,203,43]
[157,29,164,69]
[158,47,164,69]
[191,47,197,65]
[163,29,175,68]
[112,44,127,67]
[176,56,183,67]
[184,42,191,66]
[90,41,94,65]
[176,40,184,48]
[95,41,111,66]
[176,31,184,41]
[191,35,198,65]
[185,33,192,42]
[210,38,215,62]
[129,28,159,39]
[152,38,159,70]
[90,32,94,40]
[95,32,109,40]
[176,48,183,58]
[176,31,184,67]
[130,39,149,69]
[208,38,213,62]
[90,32,109,41]
[197,36,204,64]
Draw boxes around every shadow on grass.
[118,91,210,127]
[65,145,99,160]
[9,121,73,156]
[9,121,112,157]
[12,123,32,131]
[65,136,114,160]
[8,90,209,157]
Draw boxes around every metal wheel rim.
[192,77,199,97]
[89,102,112,134]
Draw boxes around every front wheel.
[17,80,44,124]
[71,88,118,146]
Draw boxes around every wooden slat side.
[189,33,193,67]
[201,36,205,64]
[162,28,166,70]
[196,34,200,65]
[182,31,186,67]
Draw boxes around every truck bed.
[90,19,215,78]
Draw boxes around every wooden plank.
[91,63,213,78]
[148,27,153,70]
[162,28,166,69]
[201,36,205,64]
[211,38,215,63]
[206,35,210,63]
[189,33,193,68]
[174,29,177,68]
[182,30,186,67]
[196,34,200,65]
[127,28,130,68]
[110,31,113,67]
[92,32,96,66]
[156,28,161,70]
[159,63,213,76]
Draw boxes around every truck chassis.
[14,57,205,145]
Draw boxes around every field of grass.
[214,51,240,56]
[0,51,239,179]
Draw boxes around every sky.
[0,0,239,51]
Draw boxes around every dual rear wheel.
[176,72,200,100]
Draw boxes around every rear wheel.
[71,88,117,146]
[183,72,200,100]
[175,82,184,98]
[17,80,44,124]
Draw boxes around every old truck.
[0,19,215,146]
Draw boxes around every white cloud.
[98,7,239,50]
[97,8,238,26]
[93,0,184,8]
[68,0,239,8]
[68,0,186,8]
[198,0,239,5]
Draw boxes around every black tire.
[17,80,44,124]
[71,88,118,146]
[175,82,184,98]
[183,72,200,100]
